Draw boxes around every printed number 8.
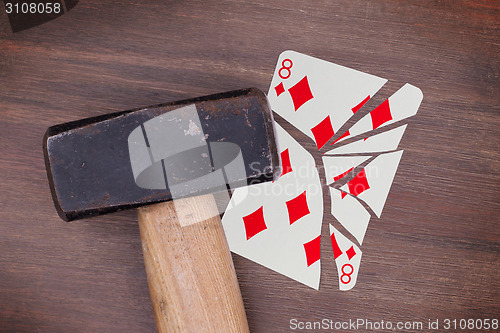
[340,264,354,284]
[278,59,293,79]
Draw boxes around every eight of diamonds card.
[222,50,423,291]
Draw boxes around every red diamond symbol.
[280,148,293,177]
[311,115,334,149]
[285,191,310,225]
[352,95,370,114]
[242,206,267,240]
[303,235,321,267]
[330,232,343,259]
[370,99,392,129]
[340,191,348,199]
[347,169,370,196]
[346,246,356,260]
[288,75,314,111]
[274,82,285,96]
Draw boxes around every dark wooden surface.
[1,1,499,332]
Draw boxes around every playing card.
[222,50,422,291]
[222,123,323,289]
[268,50,387,149]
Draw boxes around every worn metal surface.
[43,88,279,221]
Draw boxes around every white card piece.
[336,84,422,143]
[340,150,404,218]
[222,123,323,289]
[329,188,371,245]
[322,155,371,185]
[325,124,408,155]
[268,50,387,149]
[329,224,362,291]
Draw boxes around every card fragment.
[325,125,407,155]
[222,123,323,289]
[340,150,404,218]
[335,84,423,143]
[322,155,371,185]
[329,188,371,245]
[330,224,362,291]
[268,50,387,149]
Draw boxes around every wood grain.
[0,1,498,332]
[138,195,248,333]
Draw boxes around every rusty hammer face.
[43,88,280,332]
[44,88,279,220]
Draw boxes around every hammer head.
[44,88,280,221]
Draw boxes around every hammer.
[43,88,280,332]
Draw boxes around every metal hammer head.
[44,88,279,221]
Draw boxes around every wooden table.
[1,1,498,332]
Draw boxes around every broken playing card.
[222,50,423,290]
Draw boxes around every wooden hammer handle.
[137,194,249,333]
